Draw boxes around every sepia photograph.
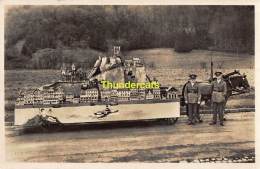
[4,5,255,163]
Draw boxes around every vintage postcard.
[1,0,258,169]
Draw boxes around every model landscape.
[14,47,180,126]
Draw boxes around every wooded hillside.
[5,6,254,69]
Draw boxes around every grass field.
[126,48,254,69]
[5,49,255,122]
[146,68,254,89]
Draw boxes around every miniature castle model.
[16,46,178,106]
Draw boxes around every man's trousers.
[212,102,225,123]
[188,103,200,123]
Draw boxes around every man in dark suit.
[209,71,227,126]
[184,74,202,125]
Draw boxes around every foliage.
[5,6,254,69]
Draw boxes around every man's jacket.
[184,82,201,104]
[211,79,227,103]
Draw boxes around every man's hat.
[215,71,223,76]
[189,74,197,79]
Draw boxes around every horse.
[180,70,250,116]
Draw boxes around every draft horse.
[181,70,250,116]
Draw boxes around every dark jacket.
[184,82,201,104]
[211,79,227,103]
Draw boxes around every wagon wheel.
[39,123,50,132]
[50,124,64,132]
[165,117,178,125]
[39,120,64,132]
[39,123,64,132]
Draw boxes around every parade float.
[14,46,180,130]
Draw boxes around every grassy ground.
[146,68,254,90]
[5,49,255,122]
[125,48,254,69]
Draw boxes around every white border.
[0,1,258,169]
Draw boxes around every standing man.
[184,74,202,125]
[209,71,227,126]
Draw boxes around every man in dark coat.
[209,71,227,126]
[184,74,202,125]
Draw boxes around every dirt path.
[5,112,254,162]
